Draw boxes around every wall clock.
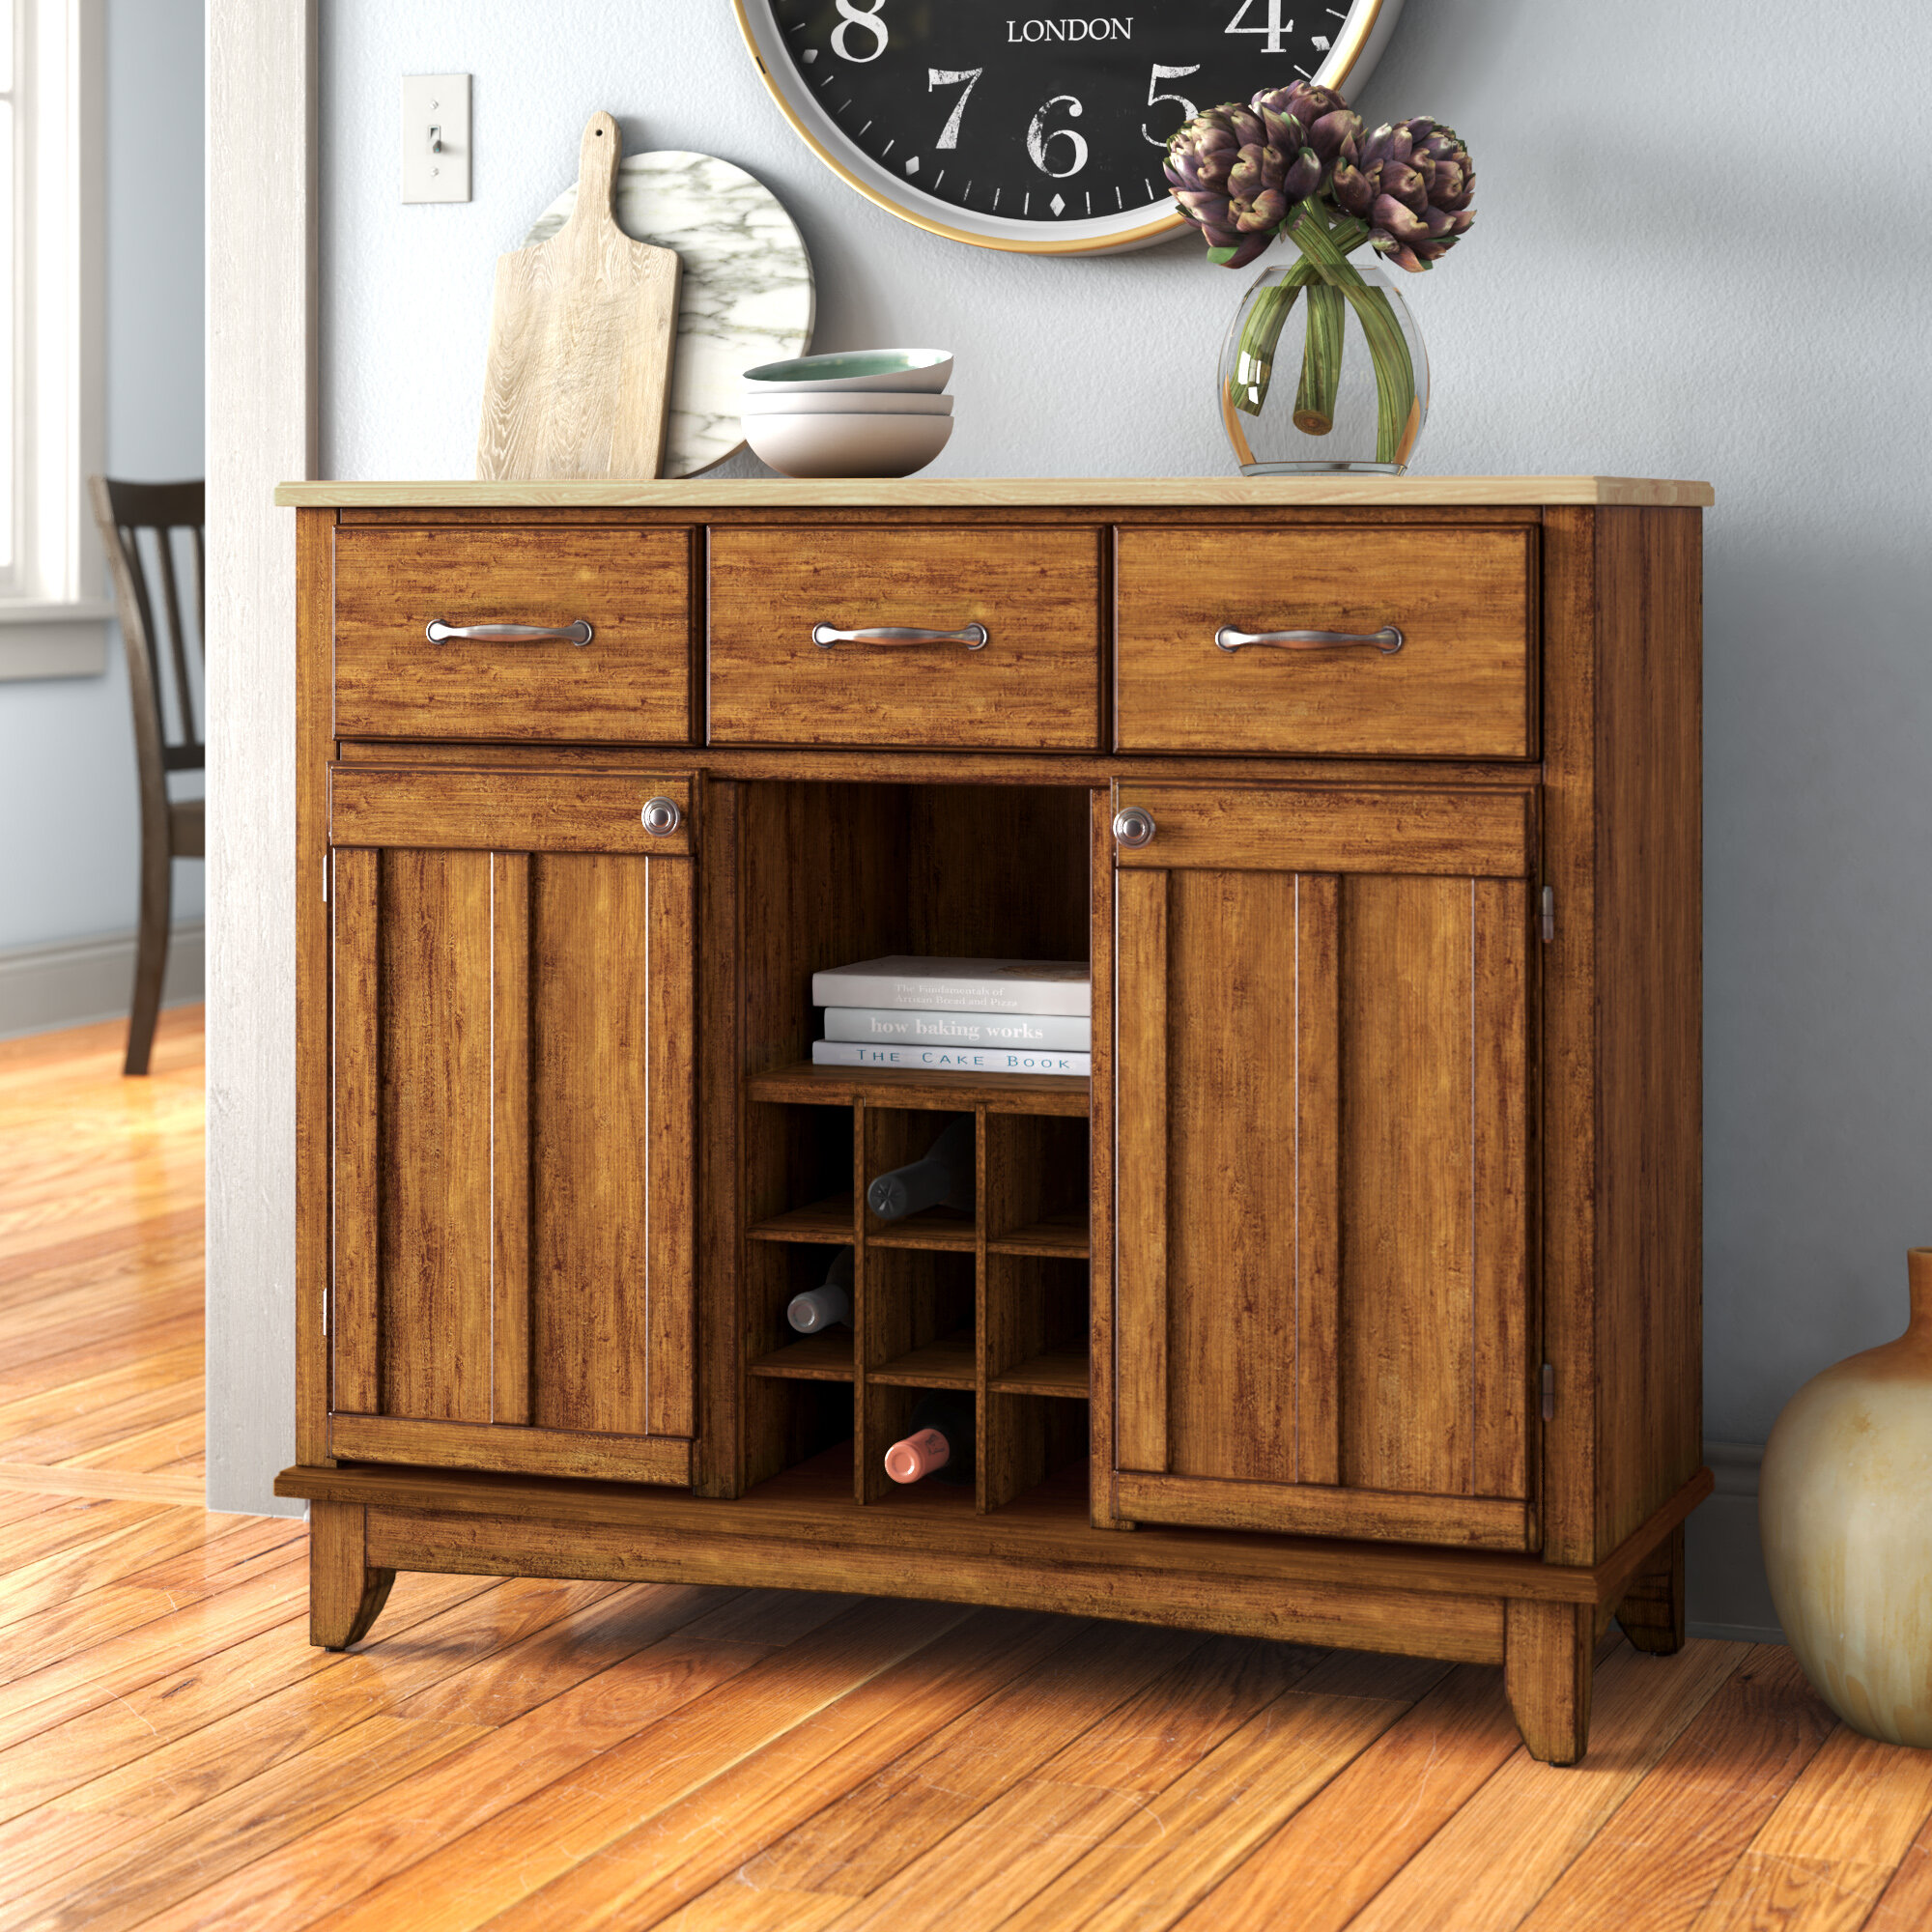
[734,0,1407,256]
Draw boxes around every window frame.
[0,0,109,681]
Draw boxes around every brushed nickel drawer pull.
[425,618,594,646]
[1112,807,1156,848]
[811,622,988,651]
[640,796,682,836]
[1214,623,1404,655]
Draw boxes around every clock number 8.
[831,0,889,63]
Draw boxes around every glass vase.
[1218,242,1430,475]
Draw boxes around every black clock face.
[760,0,1359,228]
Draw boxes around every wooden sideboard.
[272,475,1712,1764]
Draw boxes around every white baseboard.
[1687,1440,1781,1644]
[0,921,205,1038]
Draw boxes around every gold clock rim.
[731,0,1394,257]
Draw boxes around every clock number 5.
[928,68,983,150]
[1027,95,1088,178]
[1143,64,1201,147]
[1225,0,1294,56]
[831,0,889,63]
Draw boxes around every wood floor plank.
[298,1597,986,1932]
[1866,1803,1932,1932]
[0,1462,202,1503]
[58,1412,207,1475]
[1338,1639,1749,1932]
[1520,1647,1835,1932]
[0,1496,166,1570]
[0,1503,228,1628]
[658,1889,857,1932]
[1171,1660,1522,1932]
[130,1604,827,1932]
[0,1342,203,1435]
[998,1690,1415,1930]
[0,1579,710,1901]
[0,1308,200,1386]
[1687,1722,1932,1932]
[470,1612,1111,1924]
[0,1376,205,1464]
[4,1713,494,1931]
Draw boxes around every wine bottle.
[786,1247,853,1335]
[867,1115,974,1221]
[883,1393,977,1486]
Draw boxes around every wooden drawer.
[707,526,1101,749]
[1116,526,1536,758]
[332,526,693,743]
[328,766,694,856]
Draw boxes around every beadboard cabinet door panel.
[1115,526,1537,759]
[1111,781,1537,1551]
[332,525,695,743]
[707,526,1102,750]
[327,766,696,1487]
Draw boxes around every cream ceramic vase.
[1760,1247,1932,1747]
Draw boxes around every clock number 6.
[1027,95,1088,178]
[831,0,888,63]
[928,67,984,150]
[1143,64,1201,147]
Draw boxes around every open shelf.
[748,1196,854,1244]
[990,1347,1091,1399]
[988,1209,1090,1260]
[748,1059,1089,1118]
[868,1211,977,1253]
[872,1328,976,1390]
[750,1331,856,1381]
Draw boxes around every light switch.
[402,74,470,203]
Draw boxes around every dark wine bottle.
[867,1114,974,1221]
[883,1393,977,1485]
[786,1247,853,1334]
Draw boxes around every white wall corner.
[205,0,317,1519]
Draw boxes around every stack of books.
[809,956,1091,1077]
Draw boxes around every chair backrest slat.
[88,477,206,785]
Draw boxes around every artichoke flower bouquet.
[1166,82,1476,470]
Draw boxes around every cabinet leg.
[1505,1599,1594,1765]
[1615,1523,1687,1655]
[309,1501,396,1651]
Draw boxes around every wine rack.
[745,1064,1092,1513]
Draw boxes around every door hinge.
[1541,1362,1555,1422]
[1539,886,1555,944]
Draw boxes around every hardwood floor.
[3,1010,1930,1930]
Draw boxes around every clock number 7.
[1143,64,1201,146]
[928,68,984,150]
[1225,0,1294,55]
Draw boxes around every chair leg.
[126,846,172,1076]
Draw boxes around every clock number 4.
[1143,64,1201,147]
[1225,0,1294,55]
[928,67,983,150]
[831,0,888,64]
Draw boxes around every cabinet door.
[1112,783,1538,1550]
[327,765,696,1485]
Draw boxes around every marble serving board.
[523,151,814,479]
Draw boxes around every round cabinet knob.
[640,796,682,837]
[1112,807,1156,848]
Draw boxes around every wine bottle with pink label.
[883,1393,977,1486]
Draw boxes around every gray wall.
[0,0,204,956]
[308,2,1932,1605]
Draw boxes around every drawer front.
[328,766,694,856]
[1117,526,1536,758]
[708,526,1101,749]
[333,526,693,743]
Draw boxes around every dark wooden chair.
[89,477,206,1076]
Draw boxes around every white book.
[810,956,1090,1018]
[812,1039,1090,1078]
[824,1007,1092,1051]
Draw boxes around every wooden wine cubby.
[744,1063,1092,1513]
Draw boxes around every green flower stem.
[1288,209,1417,466]
[1294,284,1345,435]
[1230,255,1316,417]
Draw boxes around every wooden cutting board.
[476,112,682,481]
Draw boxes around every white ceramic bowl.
[740,390,953,418]
[742,348,952,395]
[744,412,953,479]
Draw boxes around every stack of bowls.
[741,349,953,479]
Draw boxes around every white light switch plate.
[402,74,470,203]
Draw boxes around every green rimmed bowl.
[742,348,952,395]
